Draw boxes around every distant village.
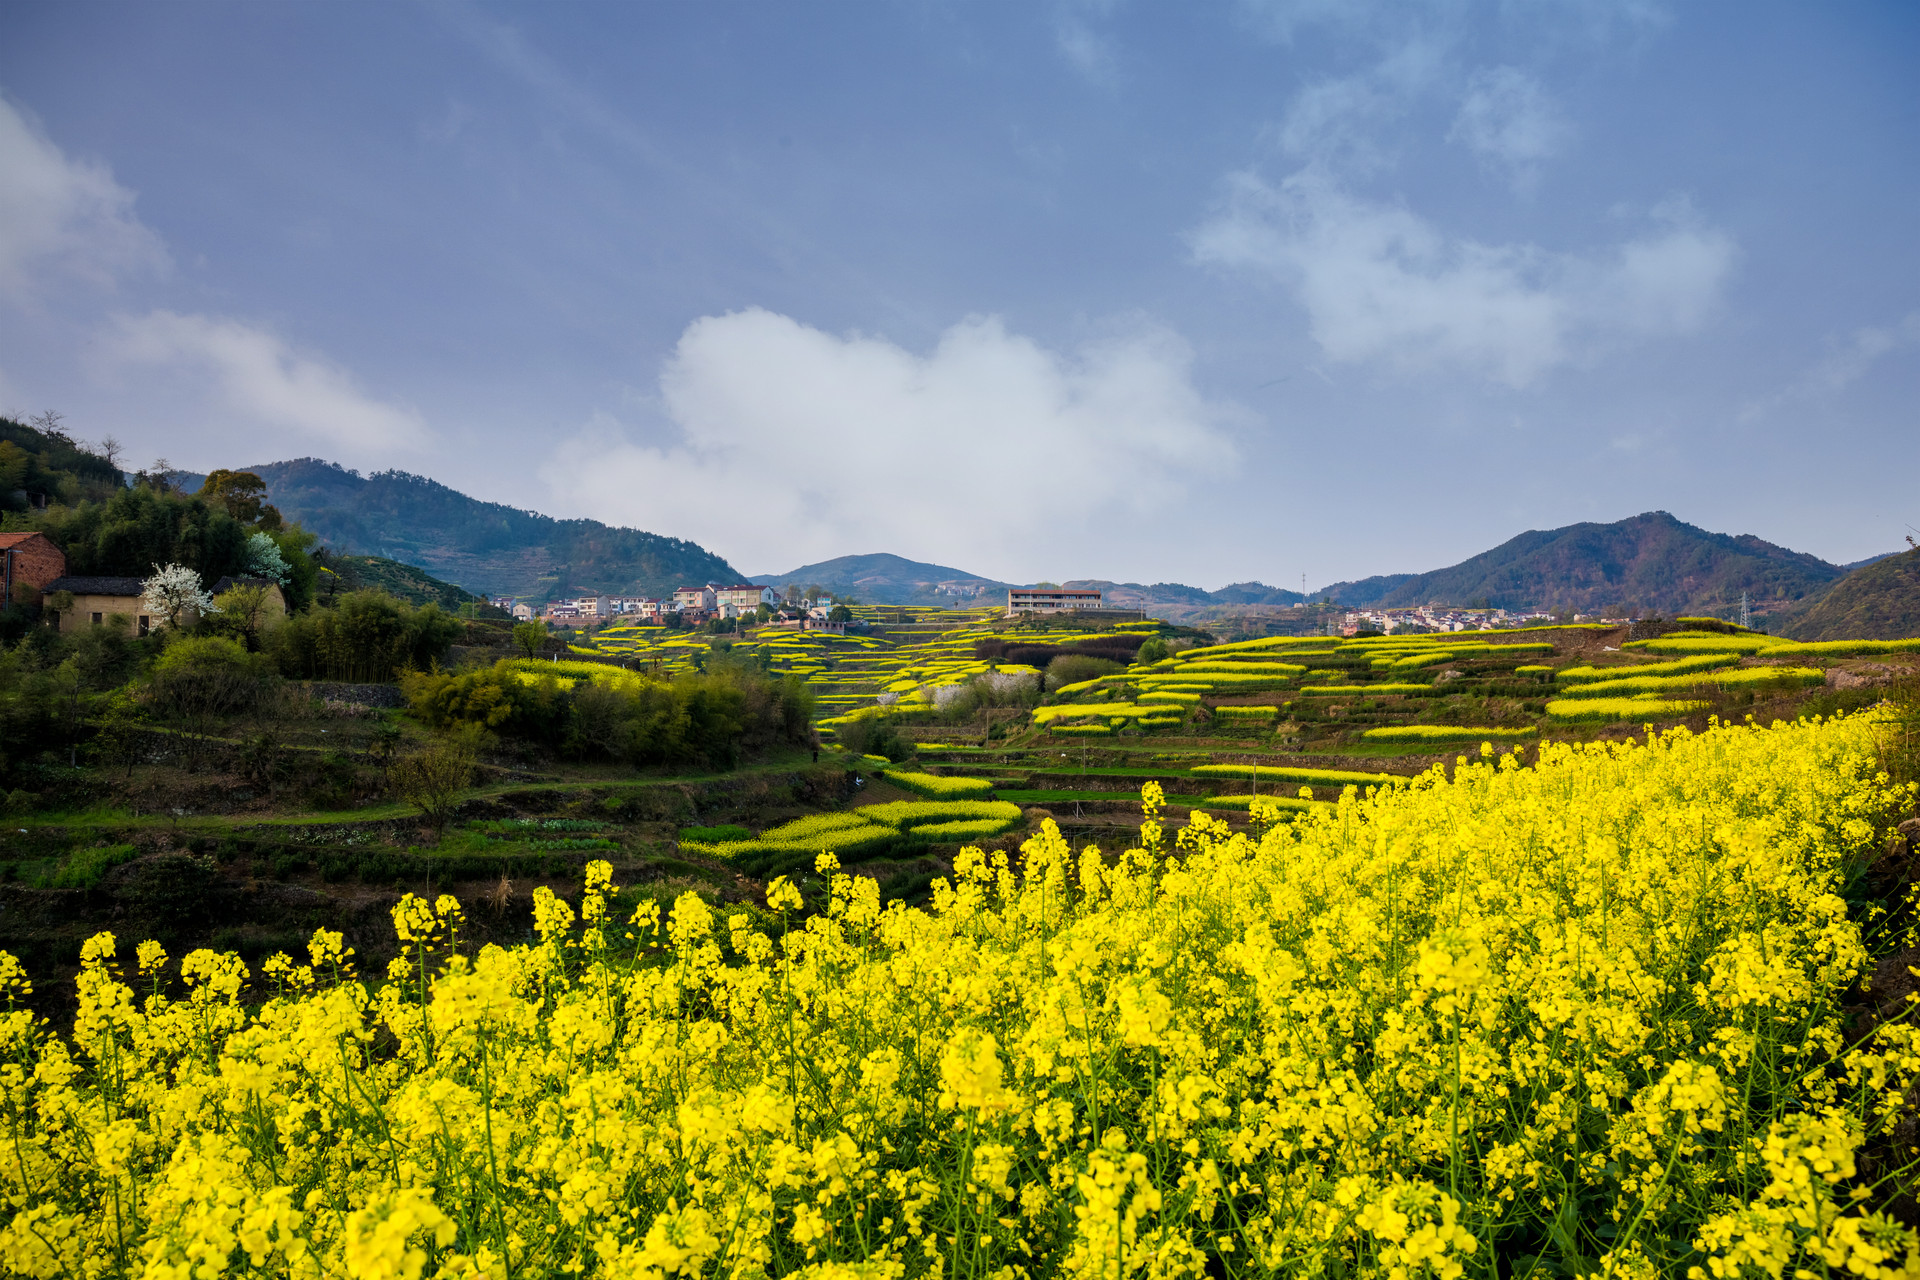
[493,585,1579,635]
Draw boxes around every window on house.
[91,612,102,625]
[139,615,150,636]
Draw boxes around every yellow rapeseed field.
[5,714,1920,1278]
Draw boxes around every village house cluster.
[502,583,792,626]
[1335,604,1564,635]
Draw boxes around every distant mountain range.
[240,459,740,600]
[197,457,1911,637]
[751,553,1310,616]
[759,514,1915,637]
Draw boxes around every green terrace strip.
[1762,638,1920,657]
[1555,653,1739,683]
[1384,652,1454,669]
[994,789,1212,806]
[1196,794,1325,812]
[1032,703,1185,724]
[873,768,995,799]
[1140,673,1300,688]
[679,799,1024,868]
[1189,762,1403,788]
[1556,665,1825,700]
[1360,725,1539,742]
[1298,683,1431,696]
[1546,696,1711,721]
[1622,632,1787,655]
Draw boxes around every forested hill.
[1777,547,1920,641]
[243,459,739,601]
[1318,511,1844,621]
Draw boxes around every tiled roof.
[0,532,54,549]
[47,576,145,596]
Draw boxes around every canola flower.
[4,714,1920,1278]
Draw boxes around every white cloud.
[1813,312,1920,391]
[101,310,430,456]
[0,94,167,292]
[1190,168,1736,386]
[1448,67,1571,186]
[542,308,1238,578]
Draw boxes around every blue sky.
[1,1,1915,588]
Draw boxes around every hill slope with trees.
[1778,546,1920,640]
[244,458,740,602]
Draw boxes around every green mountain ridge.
[243,459,739,602]
[1318,511,1844,620]
[1777,548,1920,641]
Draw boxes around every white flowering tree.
[243,531,291,584]
[141,563,216,631]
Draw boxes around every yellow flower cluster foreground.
[5,715,1920,1278]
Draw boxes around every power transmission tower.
[1739,591,1750,629]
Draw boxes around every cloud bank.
[544,308,1238,580]
[102,311,430,455]
[1192,169,1736,386]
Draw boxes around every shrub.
[1046,654,1124,691]
[389,735,476,833]
[145,635,279,722]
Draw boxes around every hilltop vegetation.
[238,458,739,601]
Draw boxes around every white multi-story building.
[673,585,716,614]
[713,584,777,618]
[1007,587,1102,614]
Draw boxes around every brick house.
[0,532,67,605]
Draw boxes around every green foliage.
[1046,654,1123,691]
[1134,636,1170,664]
[48,843,138,889]
[145,636,279,721]
[403,660,814,769]
[269,590,464,682]
[0,416,123,512]
[26,483,250,581]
